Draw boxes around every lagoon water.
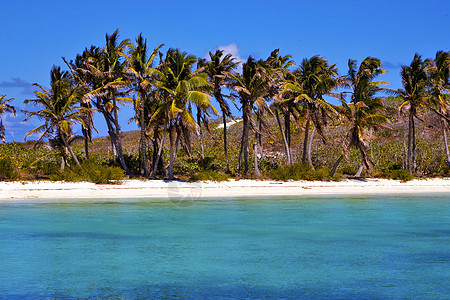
[0,194,449,299]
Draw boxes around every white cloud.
[206,43,245,73]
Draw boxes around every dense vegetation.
[0,30,449,182]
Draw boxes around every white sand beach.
[0,178,449,202]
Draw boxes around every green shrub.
[0,157,19,180]
[108,154,140,174]
[175,156,225,180]
[31,160,61,176]
[269,163,331,181]
[258,158,279,171]
[176,157,201,174]
[50,160,125,183]
[188,170,231,182]
[388,169,414,181]
[341,163,357,175]
[198,157,219,170]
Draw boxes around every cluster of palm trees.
[2,29,448,178]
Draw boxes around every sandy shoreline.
[0,178,449,202]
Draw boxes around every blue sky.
[0,0,449,143]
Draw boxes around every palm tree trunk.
[412,116,416,173]
[238,104,250,174]
[329,154,344,177]
[82,127,90,159]
[152,129,159,165]
[168,125,180,180]
[139,128,148,177]
[113,129,130,175]
[139,91,148,177]
[308,125,316,169]
[181,121,192,157]
[215,89,231,173]
[275,109,291,165]
[168,125,175,180]
[197,110,205,159]
[59,131,81,166]
[302,117,310,164]
[222,114,230,173]
[242,112,249,174]
[258,115,263,159]
[237,133,243,171]
[443,119,450,167]
[254,134,261,179]
[111,139,117,160]
[354,162,364,178]
[151,126,167,178]
[111,96,131,175]
[284,110,291,149]
[102,110,131,175]
[84,136,90,160]
[60,156,66,170]
[112,120,131,176]
[407,109,416,174]
[407,110,413,173]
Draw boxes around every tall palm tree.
[261,49,294,165]
[329,57,388,177]
[23,66,85,168]
[281,55,339,166]
[68,30,131,174]
[198,50,238,172]
[227,57,269,175]
[0,95,16,143]
[151,48,214,179]
[429,50,450,167]
[64,46,100,159]
[122,33,163,177]
[397,54,432,174]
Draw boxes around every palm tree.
[198,50,238,172]
[0,95,16,143]
[261,49,294,165]
[63,46,99,159]
[23,66,85,168]
[429,50,450,167]
[151,48,214,179]
[329,57,388,177]
[281,55,339,167]
[397,54,432,174]
[227,57,269,175]
[122,33,163,177]
[68,30,131,174]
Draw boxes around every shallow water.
[0,194,449,299]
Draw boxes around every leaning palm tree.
[122,33,163,177]
[67,30,131,174]
[23,66,85,168]
[151,48,214,180]
[261,49,294,165]
[429,50,450,167]
[397,54,432,174]
[198,49,238,172]
[0,95,16,143]
[227,56,269,175]
[329,57,389,177]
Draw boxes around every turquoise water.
[0,194,449,299]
